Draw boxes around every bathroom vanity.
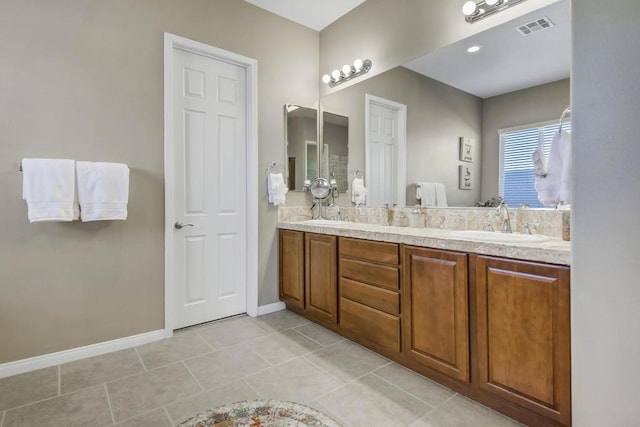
[278,217,571,427]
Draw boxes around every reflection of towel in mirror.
[416,182,448,207]
[268,172,288,206]
[351,177,367,205]
[535,130,571,206]
[532,147,548,177]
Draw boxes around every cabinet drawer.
[339,237,399,265]
[340,257,399,290]
[341,278,400,315]
[340,297,400,353]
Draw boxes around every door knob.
[174,221,194,230]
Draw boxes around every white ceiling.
[244,0,366,31]
[404,0,571,98]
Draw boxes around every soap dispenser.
[409,205,425,228]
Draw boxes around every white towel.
[267,172,288,206]
[22,158,79,222]
[416,182,448,207]
[351,177,367,205]
[76,161,130,221]
[557,130,572,205]
[535,130,571,206]
[532,147,548,177]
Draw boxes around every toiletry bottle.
[409,205,425,228]
[386,204,396,226]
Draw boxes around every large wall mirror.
[319,0,570,207]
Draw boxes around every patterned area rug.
[178,399,342,427]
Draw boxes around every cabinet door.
[305,233,338,323]
[402,246,469,382]
[474,255,571,426]
[278,230,304,310]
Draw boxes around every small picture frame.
[459,137,474,162]
[459,165,472,190]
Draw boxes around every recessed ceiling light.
[467,45,482,53]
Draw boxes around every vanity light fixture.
[322,59,372,87]
[463,0,528,23]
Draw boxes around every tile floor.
[0,310,522,426]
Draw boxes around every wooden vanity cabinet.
[304,233,338,323]
[402,246,470,382]
[339,237,401,353]
[278,230,305,310]
[473,255,571,426]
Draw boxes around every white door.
[171,47,247,329]
[366,95,407,207]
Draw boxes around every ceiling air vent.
[516,17,554,36]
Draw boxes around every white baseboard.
[0,329,165,379]
[256,301,286,316]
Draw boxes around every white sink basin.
[302,219,348,226]
[451,230,550,243]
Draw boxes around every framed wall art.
[459,165,472,190]
[459,137,473,162]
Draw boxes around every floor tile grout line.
[0,410,5,427]
[181,360,206,393]
[57,364,61,396]
[369,371,439,410]
[0,388,75,413]
[162,406,174,426]
[192,330,219,353]
[133,346,148,371]
[241,378,264,400]
[103,383,116,425]
[301,353,360,387]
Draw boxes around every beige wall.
[572,0,640,424]
[0,0,318,363]
[480,79,571,201]
[321,67,483,207]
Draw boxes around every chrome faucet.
[496,201,512,233]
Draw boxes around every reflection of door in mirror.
[305,141,318,182]
[322,112,349,192]
[285,104,318,191]
[366,94,407,206]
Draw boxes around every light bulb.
[462,1,477,16]
[331,69,341,80]
[322,74,331,84]
[342,64,352,76]
[485,0,500,6]
[353,59,364,71]
[467,45,481,53]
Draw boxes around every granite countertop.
[277,220,571,266]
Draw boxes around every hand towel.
[77,161,130,221]
[434,183,448,207]
[351,177,367,205]
[416,182,447,207]
[22,158,78,222]
[267,172,288,206]
[532,147,548,177]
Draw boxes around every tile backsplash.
[278,206,566,239]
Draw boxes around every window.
[499,121,571,208]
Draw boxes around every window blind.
[500,122,571,208]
